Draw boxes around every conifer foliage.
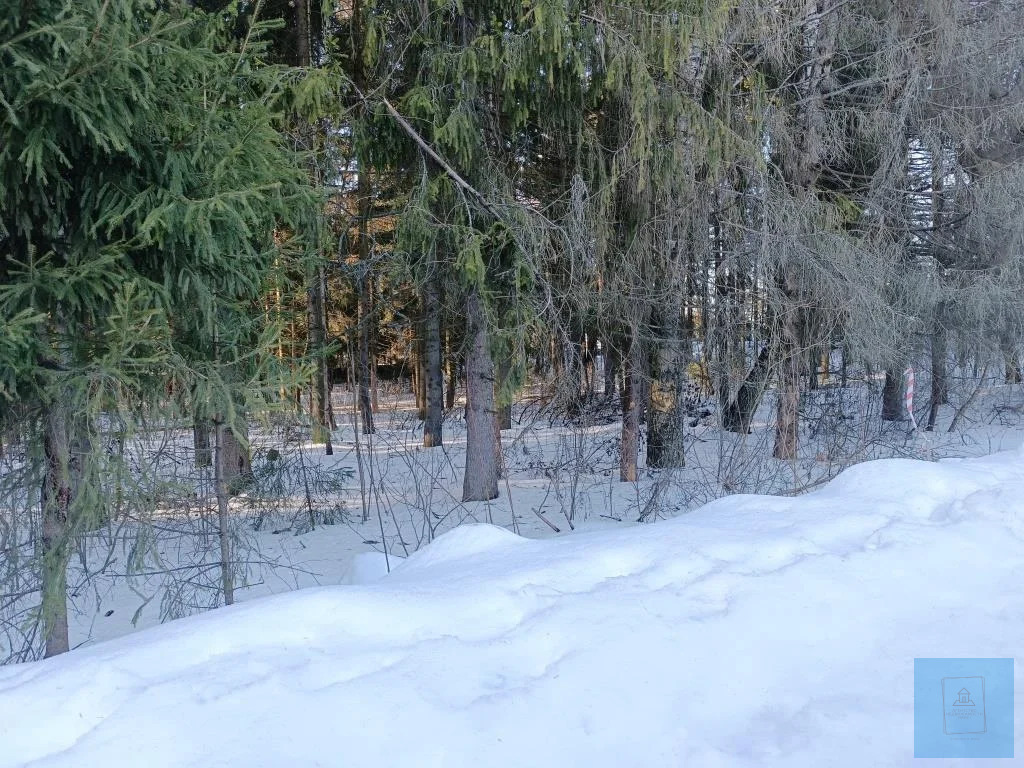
[1,0,314,657]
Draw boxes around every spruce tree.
[1,0,314,656]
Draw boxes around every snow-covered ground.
[2,446,1023,767]
[39,378,1024,655]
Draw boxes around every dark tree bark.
[356,275,375,434]
[773,303,804,460]
[324,288,337,433]
[927,314,948,430]
[619,340,641,482]
[351,0,375,435]
[462,288,500,501]
[219,421,252,494]
[882,370,904,421]
[603,340,617,398]
[293,0,331,450]
[1006,348,1022,384]
[41,402,72,657]
[583,335,595,402]
[193,418,211,468]
[445,328,457,410]
[416,326,427,421]
[562,334,583,416]
[369,277,380,414]
[496,353,512,431]
[647,305,687,468]
[410,335,419,400]
[308,265,330,447]
[551,333,562,381]
[423,278,444,447]
[214,421,235,606]
[722,346,771,433]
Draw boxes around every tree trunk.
[496,353,512,431]
[722,346,771,433]
[647,309,687,468]
[193,418,211,468]
[322,354,334,455]
[445,328,457,409]
[620,341,641,482]
[583,335,595,402]
[41,401,72,657]
[355,151,375,434]
[603,341,617,398]
[356,273,375,435]
[882,370,904,421]
[370,356,379,412]
[773,304,803,461]
[1004,343,1022,384]
[214,421,235,606]
[807,346,819,391]
[369,277,379,414]
[219,420,252,495]
[423,278,444,447]
[462,288,500,501]
[551,333,562,381]
[563,334,583,416]
[927,315,948,430]
[416,327,427,421]
[410,336,419,400]
[294,0,332,450]
[769,0,836,457]
[308,265,330,447]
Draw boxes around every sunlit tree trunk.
[445,328,457,409]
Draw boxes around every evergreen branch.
[354,85,501,222]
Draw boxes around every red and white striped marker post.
[905,367,918,431]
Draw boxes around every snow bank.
[2,450,1024,767]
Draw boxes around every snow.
[3,448,1024,767]
[7,378,1019,660]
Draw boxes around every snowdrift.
[2,451,1024,767]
